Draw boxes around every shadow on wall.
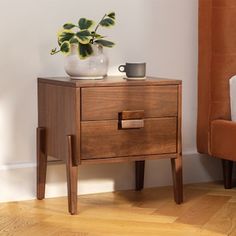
[184,153,223,184]
[44,153,225,199]
[46,162,135,197]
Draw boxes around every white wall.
[0,0,224,202]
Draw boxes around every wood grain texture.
[38,76,182,88]
[177,84,182,155]
[81,86,178,121]
[38,82,80,164]
[171,157,183,204]
[176,194,230,226]
[37,77,182,214]
[121,110,145,120]
[36,127,47,200]
[201,201,236,235]
[81,118,177,160]
[66,135,78,215]
[81,153,178,164]
[170,84,183,204]
[120,119,144,129]
[1,182,236,236]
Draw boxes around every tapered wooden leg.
[222,159,233,189]
[37,127,47,200]
[66,135,78,215]
[135,160,145,191]
[171,156,183,204]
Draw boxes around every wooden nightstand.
[37,76,182,214]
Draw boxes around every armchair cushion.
[211,120,236,161]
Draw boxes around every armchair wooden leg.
[171,156,183,204]
[222,159,233,189]
[135,160,145,191]
[66,135,78,215]
[36,127,47,200]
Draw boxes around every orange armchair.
[198,0,236,188]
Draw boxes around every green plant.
[51,12,116,59]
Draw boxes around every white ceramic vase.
[64,44,109,79]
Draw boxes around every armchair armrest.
[211,120,236,161]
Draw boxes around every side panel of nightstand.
[171,84,183,203]
[177,84,182,155]
[38,82,81,164]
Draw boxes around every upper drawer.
[81,85,178,121]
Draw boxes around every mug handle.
[118,65,126,72]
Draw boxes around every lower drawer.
[81,117,177,160]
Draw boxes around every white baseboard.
[0,152,224,203]
[0,162,36,170]
[0,150,198,170]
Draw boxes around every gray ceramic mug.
[118,63,146,78]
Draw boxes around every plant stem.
[92,14,107,43]
[50,48,61,55]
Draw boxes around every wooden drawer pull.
[121,119,144,129]
[121,110,144,120]
[119,110,145,129]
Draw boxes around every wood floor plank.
[176,195,231,226]
[0,215,38,235]
[78,206,177,224]
[0,182,236,235]
[154,188,209,217]
[201,202,236,235]
[13,223,60,236]
[45,216,200,236]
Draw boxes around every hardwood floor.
[1,182,236,235]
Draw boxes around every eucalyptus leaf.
[78,43,93,59]
[107,12,115,19]
[100,17,115,27]
[78,18,94,30]
[60,41,71,55]
[58,30,75,44]
[95,39,115,48]
[76,30,91,44]
[63,23,76,30]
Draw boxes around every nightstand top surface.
[38,76,181,87]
